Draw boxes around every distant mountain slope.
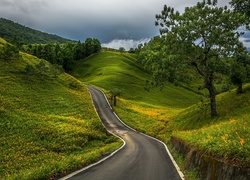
[0,18,72,44]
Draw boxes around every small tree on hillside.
[154,0,248,117]
[119,47,125,56]
[25,64,36,76]
[0,43,20,62]
[110,89,121,107]
[85,38,95,56]
[36,60,48,79]
[230,48,250,94]
[51,64,64,79]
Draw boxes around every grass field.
[72,51,200,107]
[172,85,250,168]
[2,40,249,179]
[71,51,201,137]
[0,41,122,179]
[72,50,250,176]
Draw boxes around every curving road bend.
[61,85,182,180]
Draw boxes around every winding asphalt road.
[60,85,183,180]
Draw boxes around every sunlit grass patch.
[72,50,200,139]
[129,102,179,121]
[173,117,250,167]
[0,50,122,179]
[72,50,250,172]
[172,85,250,168]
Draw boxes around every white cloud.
[102,38,151,50]
[240,37,250,50]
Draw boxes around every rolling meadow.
[0,38,122,179]
[72,50,250,178]
[1,37,249,179]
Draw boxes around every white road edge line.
[58,86,126,180]
[99,87,185,180]
[60,85,184,180]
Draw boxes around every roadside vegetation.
[172,85,250,168]
[0,38,122,179]
[1,1,249,179]
[72,50,250,178]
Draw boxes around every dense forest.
[0,37,101,72]
[0,17,102,72]
[0,18,72,45]
[22,38,101,72]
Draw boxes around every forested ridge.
[0,17,72,44]
[21,38,101,72]
[0,17,102,72]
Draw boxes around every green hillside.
[2,37,249,179]
[72,51,200,107]
[71,50,250,173]
[0,18,72,44]
[71,51,201,135]
[172,85,250,168]
[0,38,121,179]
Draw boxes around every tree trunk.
[209,87,217,117]
[237,83,243,94]
[205,73,218,117]
[114,95,117,107]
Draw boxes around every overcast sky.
[0,0,249,50]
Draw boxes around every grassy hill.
[0,18,72,44]
[0,38,121,179]
[2,38,249,179]
[172,85,250,168]
[71,50,250,175]
[72,51,200,107]
[71,51,201,136]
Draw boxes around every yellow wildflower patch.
[239,138,245,146]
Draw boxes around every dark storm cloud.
[0,0,49,14]
[2,0,249,49]
[0,0,216,42]
[0,0,50,27]
[32,0,164,42]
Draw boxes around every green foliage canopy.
[0,18,71,44]
[230,49,250,93]
[0,43,20,62]
[230,0,250,18]
[142,0,248,117]
[22,38,101,72]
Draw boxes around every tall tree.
[85,38,95,56]
[109,89,121,107]
[0,43,20,62]
[62,47,74,72]
[155,0,247,117]
[93,38,101,52]
[230,0,250,18]
[138,36,186,86]
[119,47,125,56]
[230,47,250,94]
[74,41,86,60]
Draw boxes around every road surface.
[61,85,182,180]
